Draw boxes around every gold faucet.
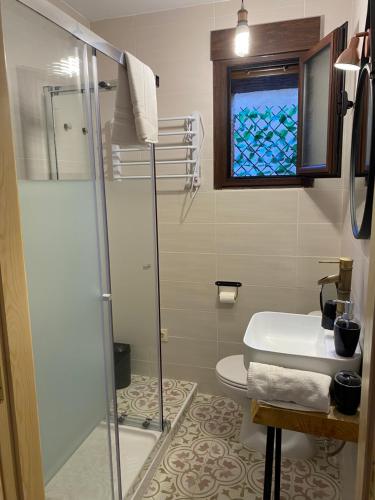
[318,257,353,315]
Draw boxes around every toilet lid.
[216,355,247,388]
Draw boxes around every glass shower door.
[1,0,120,498]
[95,52,164,497]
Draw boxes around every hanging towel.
[112,52,158,147]
[247,362,332,413]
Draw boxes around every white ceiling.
[64,0,229,21]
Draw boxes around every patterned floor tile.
[143,393,341,500]
[117,375,195,423]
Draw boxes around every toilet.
[216,354,317,459]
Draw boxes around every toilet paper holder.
[215,281,242,301]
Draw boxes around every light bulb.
[235,23,250,57]
[334,62,360,71]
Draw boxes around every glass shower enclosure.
[0,0,164,498]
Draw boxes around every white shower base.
[45,377,197,500]
[119,426,161,498]
[46,422,161,500]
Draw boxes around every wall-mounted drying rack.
[112,111,204,192]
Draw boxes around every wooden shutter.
[297,24,347,177]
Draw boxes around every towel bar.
[115,145,196,152]
[111,111,204,190]
[117,160,197,166]
[115,174,195,180]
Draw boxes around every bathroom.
[0,0,374,498]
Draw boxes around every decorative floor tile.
[117,375,196,423]
[143,393,341,500]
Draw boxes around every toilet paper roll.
[219,290,236,304]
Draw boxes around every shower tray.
[45,422,161,500]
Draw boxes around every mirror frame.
[350,63,375,239]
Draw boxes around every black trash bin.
[114,343,131,389]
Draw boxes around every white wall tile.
[296,257,339,288]
[216,223,298,255]
[298,189,343,224]
[160,281,216,311]
[218,341,244,359]
[159,252,216,282]
[163,363,219,394]
[162,337,218,368]
[298,223,342,257]
[157,192,215,223]
[294,288,321,314]
[158,223,215,253]
[161,308,217,341]
[217,254,297,287]
[216,189,298,223]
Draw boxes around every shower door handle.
[102,293,112,302]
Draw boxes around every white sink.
[243,311,362,377]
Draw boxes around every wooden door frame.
[0,5,45,499]
[356,199,375,499]
[0,277,19,500]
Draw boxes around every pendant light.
[234,0,250,57]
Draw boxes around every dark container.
[333,370,361,415]
[334,319,360,357]
[321,300,337,330]
[114,343,131,389]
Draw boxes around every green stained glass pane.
[231,87,298,177]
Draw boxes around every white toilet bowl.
[216,355,317,459]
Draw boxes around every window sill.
[215,176,314,189]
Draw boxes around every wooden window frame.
[297,24,348,177]
[211,17,345,189]
[215,52,310,189]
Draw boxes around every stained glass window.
[231,72,299,178]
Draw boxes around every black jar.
[333,370,361,415]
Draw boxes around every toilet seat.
[216,355,247,389]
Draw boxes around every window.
[231,67,299,178]
[211,17,347,189]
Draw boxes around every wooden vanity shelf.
[251,400,359,442]
[251,400,359,500]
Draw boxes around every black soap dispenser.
[333,300,361,357]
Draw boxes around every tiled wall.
[92,0,353,394]
[339,1,367,499]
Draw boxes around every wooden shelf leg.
[263,426,275,500]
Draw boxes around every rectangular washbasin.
[243,311,362,377]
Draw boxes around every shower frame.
[0,0,164,498]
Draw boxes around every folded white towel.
[247,362,332,413]
[112,52,158,147]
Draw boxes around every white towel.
[112,52,158,147]
[247,362,332,413]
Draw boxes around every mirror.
[350,63,375,239]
